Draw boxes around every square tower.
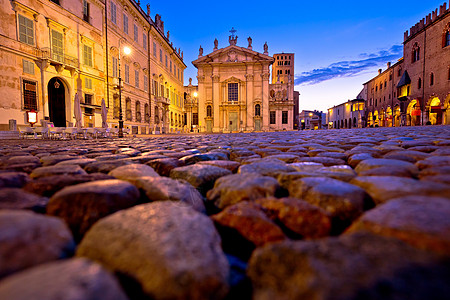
[272,53,295,84]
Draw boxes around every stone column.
[197,75,206,132]
[212,74,220,132]
[261,64,271,131]
[246,74,254,131]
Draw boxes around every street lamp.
[118,39,131,138]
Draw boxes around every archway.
[407,100,420,126]
[48,77,67,127]
[368,112,373,127]
[379,108,385,127]
[429,97,442,125]
[394,105,401,127]
[386,107,392,127]
[373,110,379,127]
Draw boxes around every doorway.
[255,119,261,131]
[229,112,238,132]
[48,77,66,127]
[206,119,213,132]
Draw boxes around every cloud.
[294,45,403,86]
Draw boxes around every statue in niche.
[247,36,252,48]
[214,38,218,50]
[264,42,268,54]
[199,45,203,56]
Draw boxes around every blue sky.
[142,0,446,112]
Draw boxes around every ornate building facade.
[185,33,297,133]
[363,2,450,126]
[0,0,185,133]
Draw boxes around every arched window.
[206,105,212,117]
[136,101,141,122]
[113,94,120,119]
[255,104,261,116]
[412,43,420,62]
[443,24,450,47]
[154,106,159,124]
[430,72,434,86]
[125,98,132,121]
[144,103,150,123]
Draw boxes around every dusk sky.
[142,0,446,112]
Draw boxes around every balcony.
[221,101,245,107]
[155,96,170,105]
[41,47,78,69]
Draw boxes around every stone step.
[0,131,20,140]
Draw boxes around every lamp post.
[118,39,131,138]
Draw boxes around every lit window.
[228,83,238,102]
[83,44,93,67]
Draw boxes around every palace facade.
[363,2,450,126]
[0,0,186,133]
[184,34,298,133]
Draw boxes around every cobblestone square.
[0,126,449,299]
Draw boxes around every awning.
[397,71,411,88]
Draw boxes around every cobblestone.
[0,126,449,299]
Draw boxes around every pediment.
[193,45,274,66]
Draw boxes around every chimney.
[387,62,391,69]
[378,69,382,75]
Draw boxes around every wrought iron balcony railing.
[40,47,78,68]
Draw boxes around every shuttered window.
[18,15,34,45]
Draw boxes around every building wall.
[327,100,365,129]
[272,53,294,84]
[0,0,186,133]
[364,2,450,126]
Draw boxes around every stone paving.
[0,126,449,299]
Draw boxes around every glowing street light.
[117,40,131,138]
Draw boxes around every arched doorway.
[48,77,67,127]
[374,110,379,127]
[407,100,420,126]
[386,107,392,127]
[394,105,401,127]
[368,112,373,127]
[429,97,442,125]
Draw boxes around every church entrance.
[48,77,66,127]
[229,112,238,132]
[255,119,261,131]
[206,120,213,132]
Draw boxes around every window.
[113,94,119,119]
[443,27,450,47]
[134,24,138,42]
[448,68,450,80]
[110,1,117,24]
[192,113,198,125]
[112,56,118,77]
[159,49,162,62]
[22,79,37,110]
[52,30,64,62]
[412,45,420,62]
[84,77,92,89]
[282,111,288,124]
[135,70,139,88]
[270,111,276,124]
[430,73,434,86]
[144,103,150,122]
[144,75,148,92]
[143,33,147,50]
[23,59,34,75]
[398,68,402,77]
[206,105,212,117]
[418,77,422,89]
[153,42,156,57]
[124,64,129,83]
[170,61,172,72]
[228,83,238,102]
[84,94,93,105]
[123,14,128,34]
[83,0,90,23]
[83,44,93,67]
[165,55,168,68]
[125,98,132,121]
[18,15,34,45]
[136,101,141,122]
[255,104,261,116]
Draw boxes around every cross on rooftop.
[229,27,237,38]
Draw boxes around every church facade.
[185,32,296,133]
